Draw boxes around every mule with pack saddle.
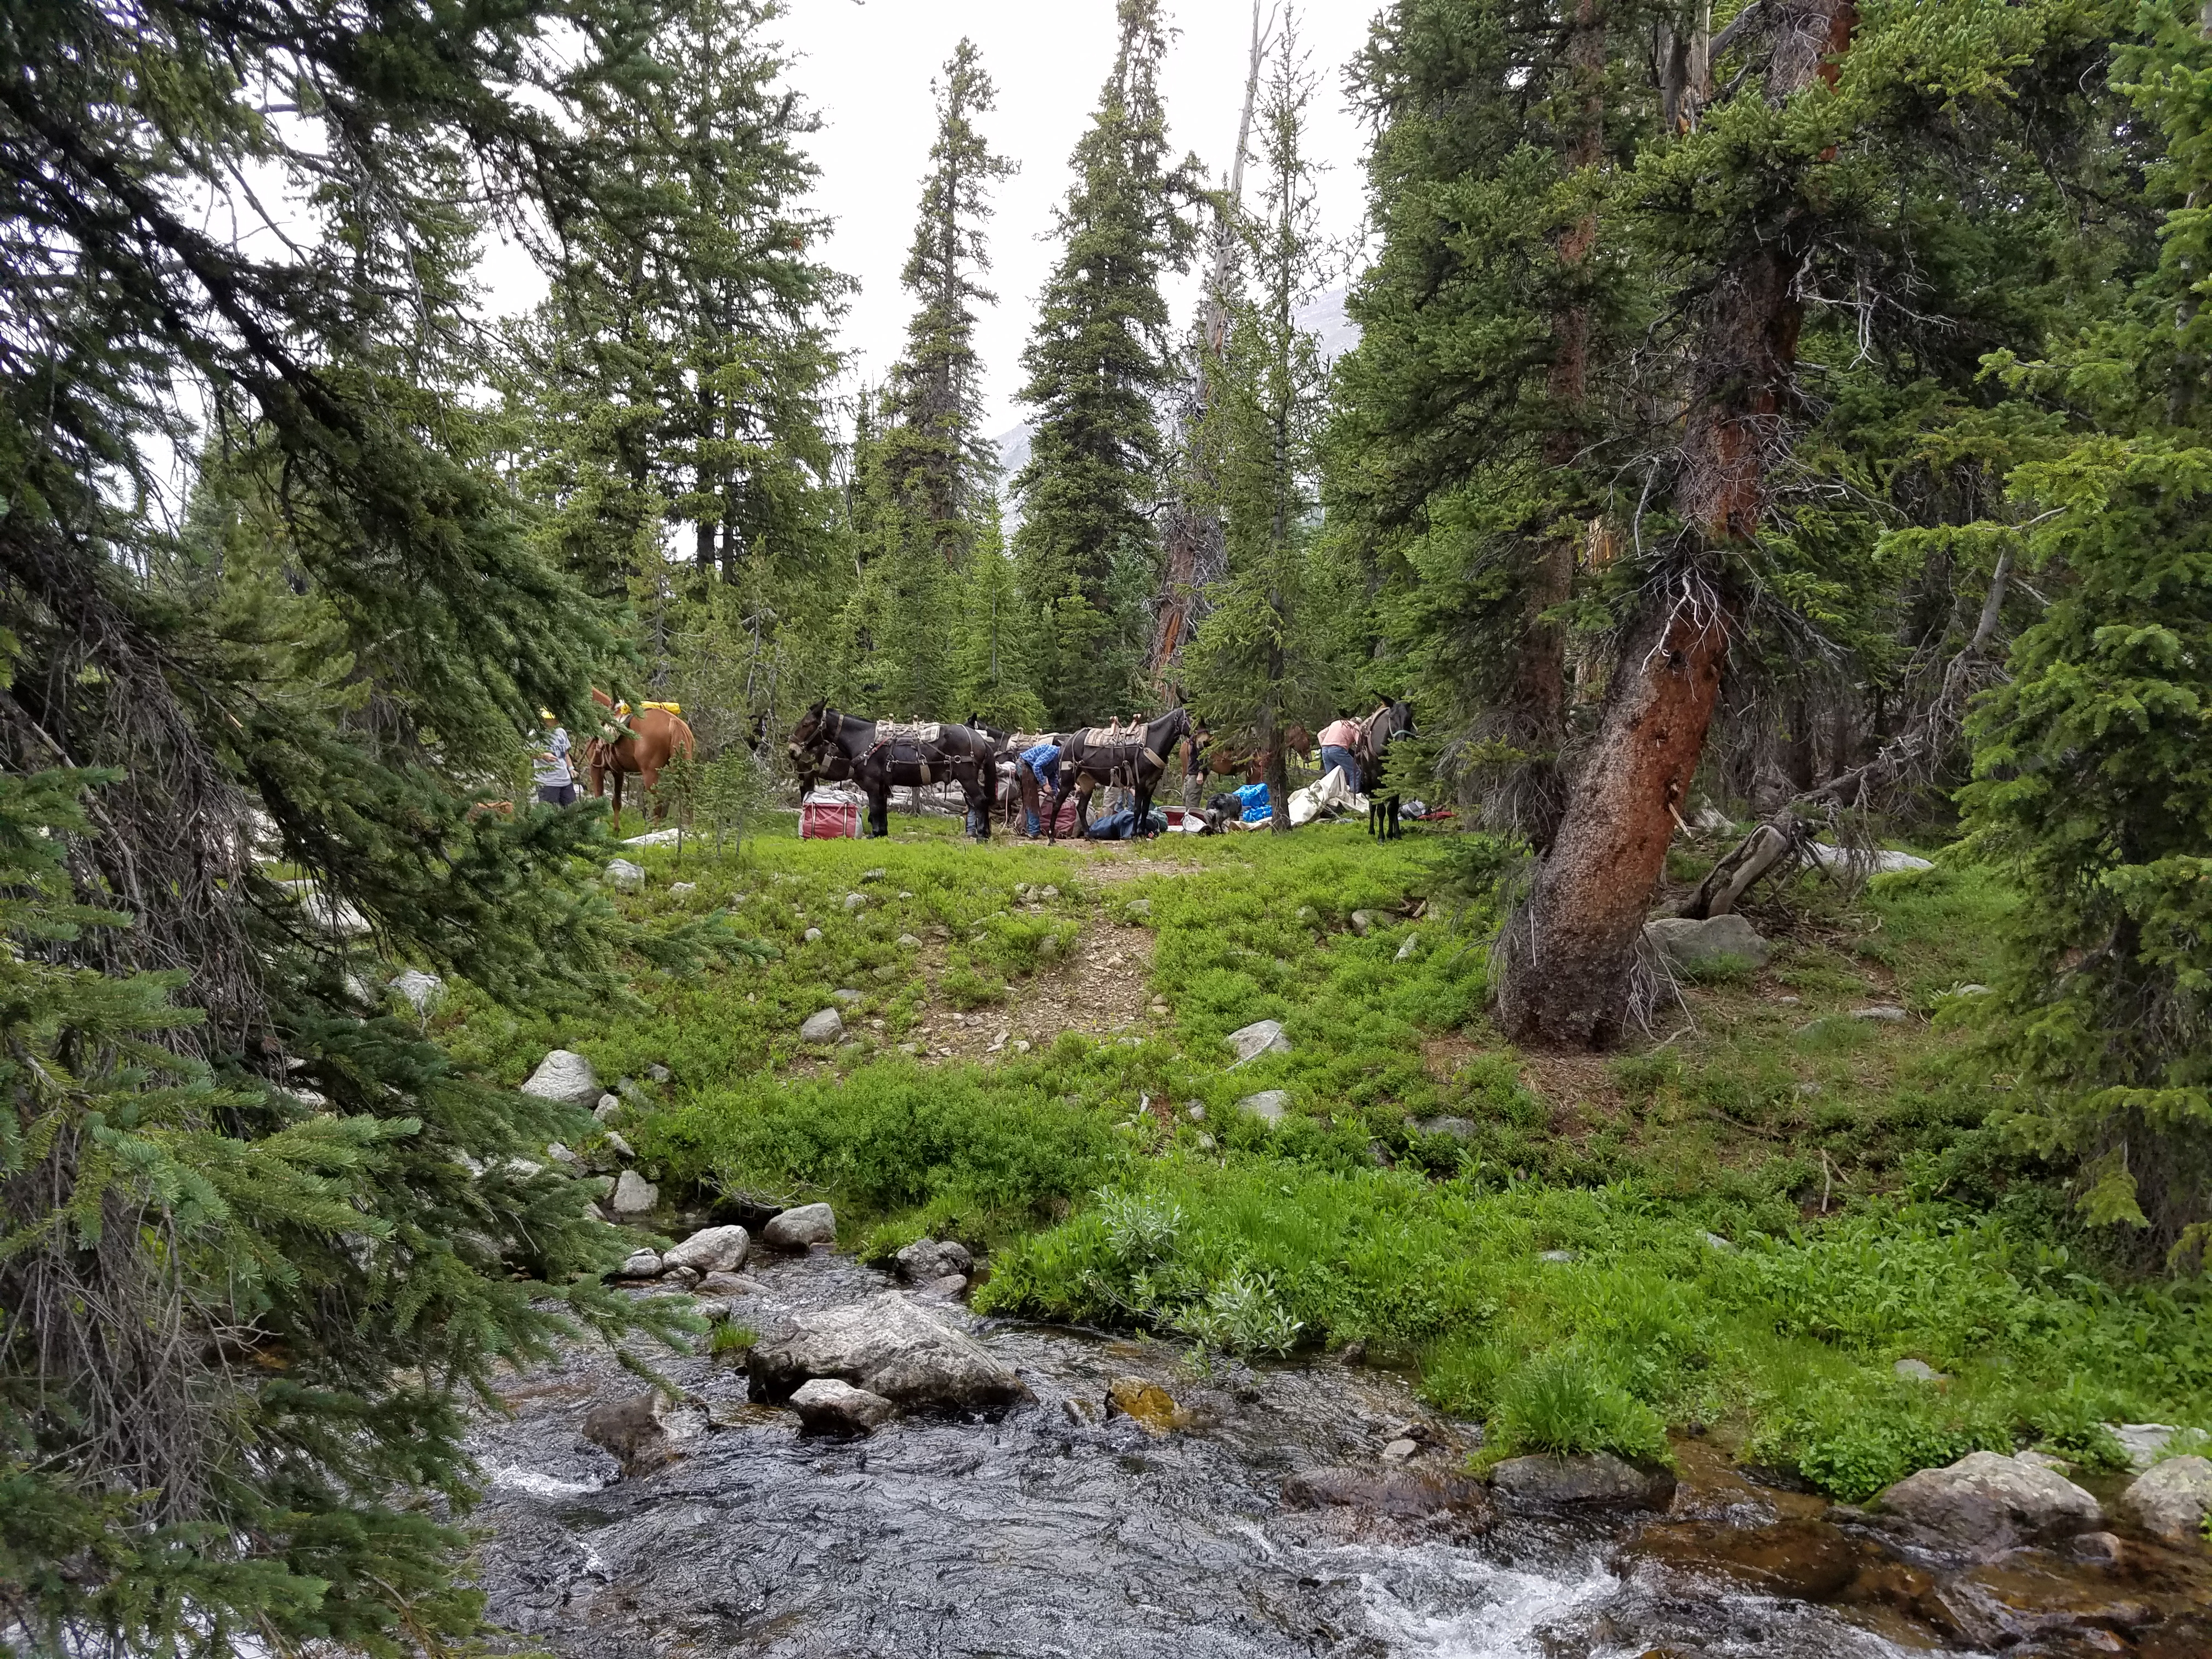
[1042,708,1198,844]
[787,703,1000,839]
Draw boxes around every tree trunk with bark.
[1495,0,1853,1049]
[1496,0,1606,849]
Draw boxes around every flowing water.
[466,1251,2209,1659]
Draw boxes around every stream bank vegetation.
[447,821,2208,1505]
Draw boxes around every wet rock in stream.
[466,1249,2212,1659]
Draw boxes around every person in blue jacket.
[1017,737,1062,837]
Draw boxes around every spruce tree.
[1960,2,2212,1262]
[1012,0,1202,725]
[506,0,849,669]
[952,501,1049,730]
[0,1,730,1647]
[882,40,1019,566]
[1184,8,1339,830]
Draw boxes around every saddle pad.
[1079,724,1143,748]
[876,719,944,745]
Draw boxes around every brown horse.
[1198,722,1313,787]
[585,689,695,825]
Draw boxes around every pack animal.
[585,689,695,825]
[1361,701,1418,840]
[1043,709,1197,843]
[787,703,998,839]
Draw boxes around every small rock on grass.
[1894,1357,1947,1383]
[2120,1455,2212,1544]
[831,988,864,1006]
[763,1201,836,1249]
[1224,1019,1291,1066]
[791,1377,897,1436]
[669,881,697,897]
[897,933,922,947]
[1644,913,1771,972]
[522,1049,600,1107]
[389,969,443,1012]
[610,1170,658,1217]
[803,927,823,943]
[1853,1005,1910,1021]
[1396,935,1419,962]
[645,1063,672,1083]
[1349,910,1376,937]
[1239,1090,1290,1124]
[1414,1115,1476,1141]
[1538,1249,1576,1264]
[594,1092,623,1121]
[843,892,867,911]
[800,1008,844,1045]
[605,859,646,891]
[1125,898,1152,919]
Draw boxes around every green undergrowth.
[433,818,2212,1497]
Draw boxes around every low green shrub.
[1489,1350,1671,1463]
[1747,1375,2013,1502]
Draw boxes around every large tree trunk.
[1494,595,1729,1045]
[1495,0,1852,1049]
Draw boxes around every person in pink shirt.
[1317,715,1363,794]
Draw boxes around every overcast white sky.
[478,1,1384,439]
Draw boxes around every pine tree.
[881,40,1018,566]
[0,1,735,1647]
[1184,8,1339,831]
[1012,0,1202,725]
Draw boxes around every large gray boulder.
[789,1378,898,1436]
[580,1389,681,1475]
[762,1201,836,1249]
[662,1224,749,1276]
[605,858,646,891]
[1644,913,1771,972]
[1224,1019,1292,1067]
[894,1238,973,1282]
[521,1049,601,1107]
[2119,1455,2212,1544]
[1489,1452,1674,1510]
[1876,1451,2102,1556]
[748,1290,1030,1414]
[799,1008,844,1045]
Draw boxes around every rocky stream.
[466,1237,2212,1659]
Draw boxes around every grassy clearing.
[441,814,2212,1495]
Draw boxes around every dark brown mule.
[787,703,996,839]
[1359,701,1418,839]
[1044,708,1197,843]
[585,688,696,825]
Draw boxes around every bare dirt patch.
[894,919,1163,1064]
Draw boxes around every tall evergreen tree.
[1960,1,2212,1263]
[1184,8,1339,831]
[1012,0,1202,725]
[952,501,1049,730]
[506,0,849,644]
[882,40,1019,566]
[0,1,740,1647]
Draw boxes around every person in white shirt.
[532,708,576,806]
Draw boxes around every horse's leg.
[612,766,624,832]
[1134,780,1156,836]
[1075,778,1096,838]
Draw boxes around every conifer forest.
[8,1,2212,1655]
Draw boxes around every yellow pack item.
[642,701,682,715]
